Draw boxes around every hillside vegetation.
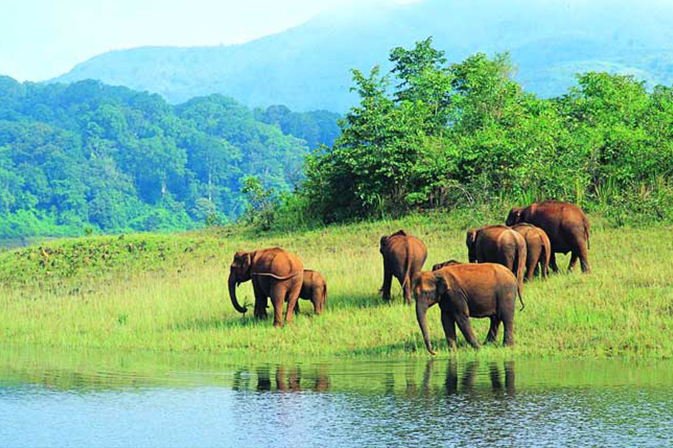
[52,0,673,111]
[1,212,672,358]
[0,77,339,239]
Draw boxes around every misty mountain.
[51,0,673,112]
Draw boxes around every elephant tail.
[517,287,525,312]
[583,215,590,250]
[514,236,526,297]
[252,271,302,281]
[400,247,413,291]
[323,283,328,308]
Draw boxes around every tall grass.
[0,213,672,359]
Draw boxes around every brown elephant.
[465,225,526,296]
[510,223,551,280]
[228,247,303,327]
[296,269,327,315]
[380,230,428,304]
[506,200,590,273]
[413,263,523,355]
[432,260,462,271]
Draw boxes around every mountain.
[0,76,339,238]
[50,0,673,112]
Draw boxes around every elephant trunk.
[416,299,436,355]
[228,273,247,314]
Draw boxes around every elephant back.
[253,247,303,278]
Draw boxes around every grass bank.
[1,211,672,359]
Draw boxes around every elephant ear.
[434,272,449,295]
[379,236,388,252]
[443,271,470,311]
[465,228,478,247]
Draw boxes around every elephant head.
[414,270,466,355]
[228,250,254,314]
[413,271,445,355]
[505,207,524,226]
[465,228,478,263]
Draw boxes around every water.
[1,347,672,448]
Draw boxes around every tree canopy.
[0,77,338,238]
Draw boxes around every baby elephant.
[413,263,523,355]
[510,223,551,280]
[432,260,462,271]
[296,269,327,314]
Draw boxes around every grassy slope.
[1,212,672,359]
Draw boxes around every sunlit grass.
[1,213,672,358]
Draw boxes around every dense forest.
[0,76,339,239]
[266,38,673,229]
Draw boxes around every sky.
[0,0,414,82]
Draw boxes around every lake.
[1,347,672,448]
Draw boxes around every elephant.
[465,225,526,296]
[432,260,462,271]
[228,247,303,327]
[379,230,428,304]
[413,263,523,355]
[506,200,591,273]
[510,223,551,280]
[295,269,327,315]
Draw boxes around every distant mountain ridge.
[51,0,673,111]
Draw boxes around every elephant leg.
[526,255,536,281]
[284,279,302,325]
[252,282,268,319]
[568,251,579,271]
[454,313,480,349]
[380,266,393,302]
[270,282,287,327]
[402,275,413,305]
[485,316,500,344]
[501,311,514,346]
[549,252,560,273]
[294,300,301,314]
[440,310,457,351]
[578,241,591,274]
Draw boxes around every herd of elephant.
[227,200,591,355]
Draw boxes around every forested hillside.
[52,0,673,111]
[0,76,338,239]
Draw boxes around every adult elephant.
[380,230,428,304]
[506,200,590,273]
[228,247,303,327]
[413,263,522,354]
[465,225,526,296]
[510,223,551,280]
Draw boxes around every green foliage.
[301,38,673,226]
[0,80,338,239]
[241,176,278,231]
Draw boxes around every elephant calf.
[510,223,551,280]
[296,269,327,314]
[413,263,523,355]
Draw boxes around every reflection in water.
[1,347,673,448]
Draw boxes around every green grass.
[1,211,672,359]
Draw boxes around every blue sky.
[0,0,412,82]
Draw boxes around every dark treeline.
[280,38,672,228]
[0,76,339,238]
